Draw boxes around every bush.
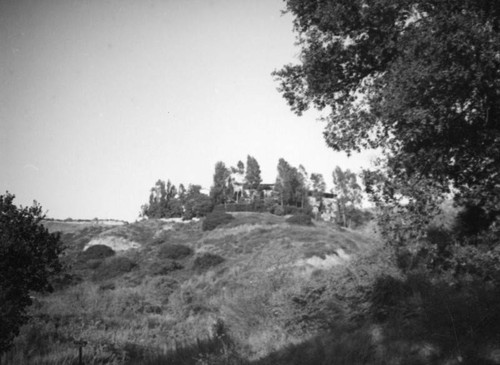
[193,253,225,273]
[92,256,136,281]
[202,212,234,231]
[149,260,183,276]
[269,204,285,216]
[158,244,193,260]
[81,244,115,260]
[286,214,313,226]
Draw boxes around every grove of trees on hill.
[140,155,366,227]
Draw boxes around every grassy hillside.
[3,213,398,364]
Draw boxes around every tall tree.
[183,184,213,219]
[245,155,262,191]
[274,0,500,218]
[0,193,63,353]
[210,161,231,206]
[332,167,363,227]
[274,158,306,207]
[142,179,182,218]
[310,173,326,218]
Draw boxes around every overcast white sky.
[1,0,376,221]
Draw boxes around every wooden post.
[73,340,87,365]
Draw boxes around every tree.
[274,0,500,219]
[244,155,262,191]
[332,167,363,227]
[0,193,63,353]
[210,162,231,206]
[310,173,326,218]
[274,158,307,207]
[141,180,183,218]
[183,184,213,219]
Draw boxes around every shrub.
[149,260,183,276]
[202,212,234,231]
[92,256,136,281]
[270,204,285,216]
[286,214,313,226]
[81,244,115,260]
[193,253,225,272]
[158,244,193,260]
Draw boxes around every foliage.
[210,162,232,206]
[332,166,363,228]
[274,0,500,218]
[183,184,213,220]
[274,158,309,208]
[0,193,63,354]
[310,173,326,218]
[193,253,225,273]
[245,155,262,191]
[149,260,184,276]
[453,204,500,238]
[142,181,213,221]
[80,244,115,261]
[286,214,313,226]
[92,256,136,281]
[202,212,235,231]
[158,244,193,260]
[142,179,184,219]
[370,272,500,363]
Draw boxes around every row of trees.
[210,155,262,205]
[141,154,364,227]
[140,182,212,220]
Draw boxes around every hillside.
[5,212,390,364]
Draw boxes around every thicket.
[158,244,193,260]
[193,253,225,273]
[92,256,136,281]
[202,212,235,231]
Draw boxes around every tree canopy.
[244,155,262,191]
[274,158,308,207]
[274,0,500,214]
[0,193,63,353]
[210,161,232,206]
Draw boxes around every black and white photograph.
[1,0,499,364]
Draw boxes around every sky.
[1,0,377,221]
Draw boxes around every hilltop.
[4,212,388,364]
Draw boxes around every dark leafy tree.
[274,0,500,220]
[142,179,183,218]
[244,155,262,191]
[183,184,213,219]
[0,193,63,354]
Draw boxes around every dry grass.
[4,214,383,364]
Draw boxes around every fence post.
[73,340,87,365]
